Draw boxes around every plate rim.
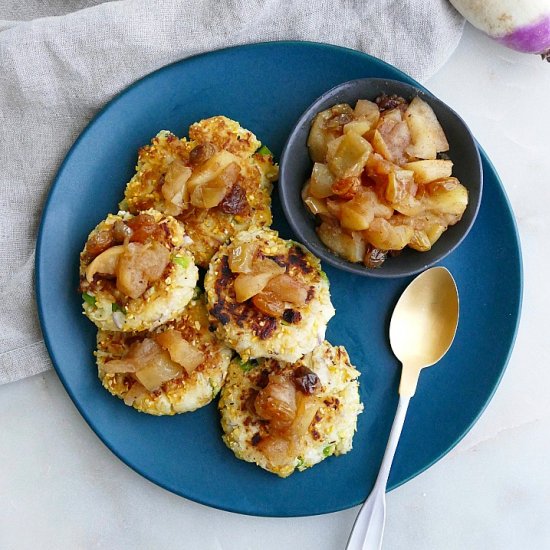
[35,40,524,517]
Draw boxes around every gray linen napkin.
[0,0,464,384]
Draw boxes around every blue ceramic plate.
[36,42,522,517]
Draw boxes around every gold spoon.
[346,266,459,550]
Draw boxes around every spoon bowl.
[390,266,459,396]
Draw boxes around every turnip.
[450,0,550,60]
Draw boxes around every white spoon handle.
[346,396,411,550]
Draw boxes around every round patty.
[121,117,278,267]
[219,340,363,477]
[79,209,198,332]
[204,227,335,363]
[96,294,233,415]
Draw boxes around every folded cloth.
[0,0,463,384]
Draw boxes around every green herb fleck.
[256,145,272,156]
[323,445,335,457]
[281,320,290,326]
[296,457,305,468]
[112,303,126,314]
[172,255,190,268]
[239,359,257,372]
[82,293,96,307]
[320,270,329,282]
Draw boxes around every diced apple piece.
[404,97,449,160]
[379,108,403,123]
[325,198,344,218]
[161,160,192,212]
[126,338,162,363]
[393,194,424,217]
[371,129,392,161]
[363,218,413,251]
[404,160,453,184]
[365,152,395,177]
[86,245,124,282]
[425,177,459,194]
[264,274,308,306]
[317,221,366,263]
[228,242,257,273]
[307,109,335,163]
[425,178,468,217]
[187,151,239,192]
[234,272,275,303]
[354,99,380,127]
[339,199,374,231]
[343,119,373,136]
[387,171,423,217]
[253,258,286,277]
[402,211,442,230]
[123,382,147,406]
[101,358,137,374]
[190,162,240,208]
[233,257,285,302]
[364,187,394,219]
[385,169,415,204]
[377,120,411,164]
[339,187,393,231]
[364,153,406,194]
[426,224,446,246]
[155,330,204,374]
[257,436,291,467]
[326,133,372,179]
[304,196,329,215]
[135,350,183,392]
[116,242,169,299]
[290,395,321,436]
[137,242,170,280]
[309,163,335,198]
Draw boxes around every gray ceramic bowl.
[279,78,483,278]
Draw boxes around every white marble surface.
[2,24,550,550]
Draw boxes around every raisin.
[375,94,407,112]
[189,142,217,166]
[293,366,320,395]
[127,214,162,243]
[219,184,248,214]
[255,317,277,340]
[251,433,262,446]
[85,230,114,258]
[325,112,353,128]
[364,246,388,269]
[112,220,133,243]
[282,309,301,324]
